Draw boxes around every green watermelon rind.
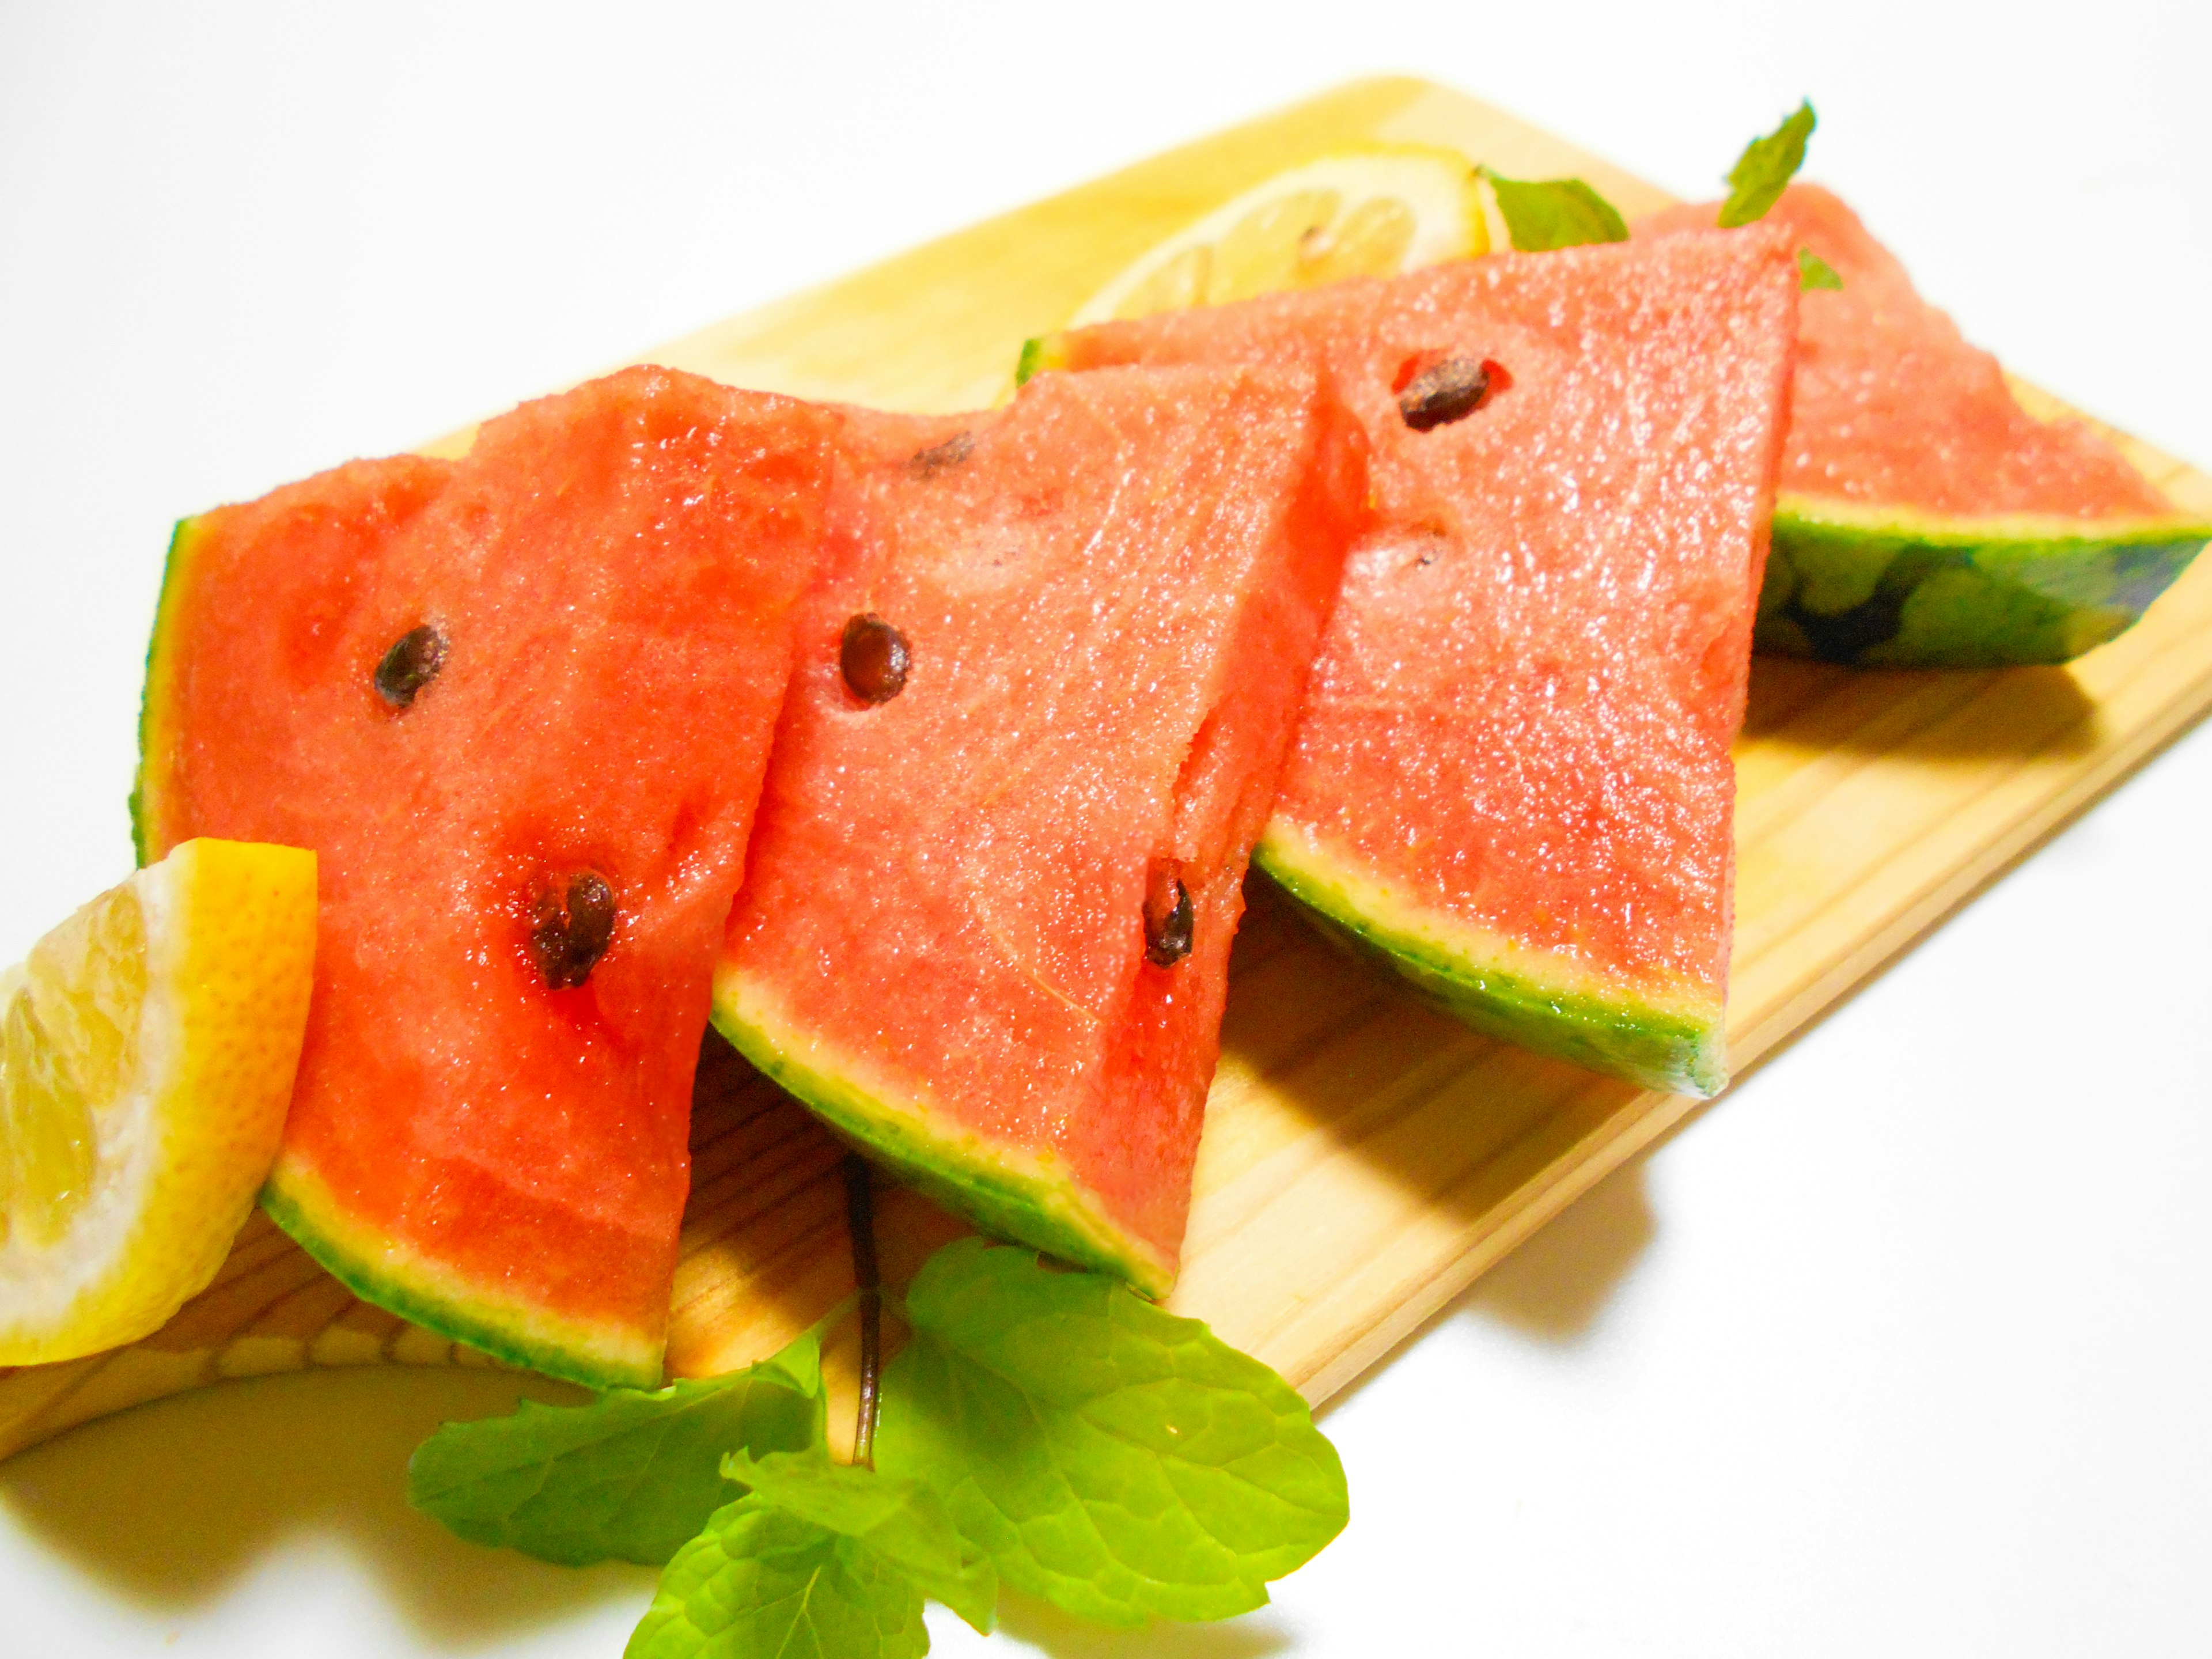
[710,967,1179,1299]
[1760,493,2212,668]
[260,1157,664,1389]
[1254,820,1728,1099]
[131,514,203,868]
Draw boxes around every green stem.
[842,1154,882,1470]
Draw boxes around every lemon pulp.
[1068,146,1487,328]
[1,887,146,1251]
[0,838,316,1365]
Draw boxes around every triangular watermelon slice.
[1036,228,1800,1097]
[1641,184,2211,665]
[713,365,1364,1294]
[135,367,834,1386]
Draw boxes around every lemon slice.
[1,838,316,1364]
[1067,145,1487,327]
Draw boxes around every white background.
[4,3,2209,1654]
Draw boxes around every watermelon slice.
[1640,184,2212,665]
[713,365,1363,1294]
[1038,228,1800,1097]
[134,367,834,1387]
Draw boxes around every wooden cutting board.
[7,75,2210,1462]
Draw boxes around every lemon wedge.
[1067,145,1487,327]
[1,838,316,1365]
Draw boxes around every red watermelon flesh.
[1634,185,2207,667]
[1046,228,1800,1096]
[135,366,834,1387]
[713,365,1364,1293]
[1641,184,2171,518]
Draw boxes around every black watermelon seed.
[907,430,976,478]
[1397,358,1494,431]
[1143,864,1195,968]
[841,613,911,704]
[374,625,447,709]
[531,871,616,990]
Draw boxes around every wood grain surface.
[7,75,2209,1462]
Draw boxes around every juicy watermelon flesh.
[714,367,1362,1292]
[136,368,832,1385]
[1643,185,2175,521]
[1638,187,2210,666]
[1051,229,1801,1096]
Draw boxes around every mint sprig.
[1797,247,1843,290]
[407,1331,825,1566]
[1720,100,1816,228]
[1480,169,1628,251]
[626,1449,995,1659]
[410,1231,1351,1654]
[875,1238,1349,1628]
[627,1495,930,1659]
[726,1449,997,1632]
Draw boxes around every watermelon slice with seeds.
[134,366,833,1387]
[713,365,1364,1294]
[1036,228,1800,1097]
[1641,184,2212,665]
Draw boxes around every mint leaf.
[408,1331,825,1566]
[1482,171,1628,251]
[1797,247,1843,290]
[626,1497,927,1659]
[1016,334,1074,387]
[726,1450,997,1633]
[875,1239,1349,1628]
[1720,100,1816,228]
